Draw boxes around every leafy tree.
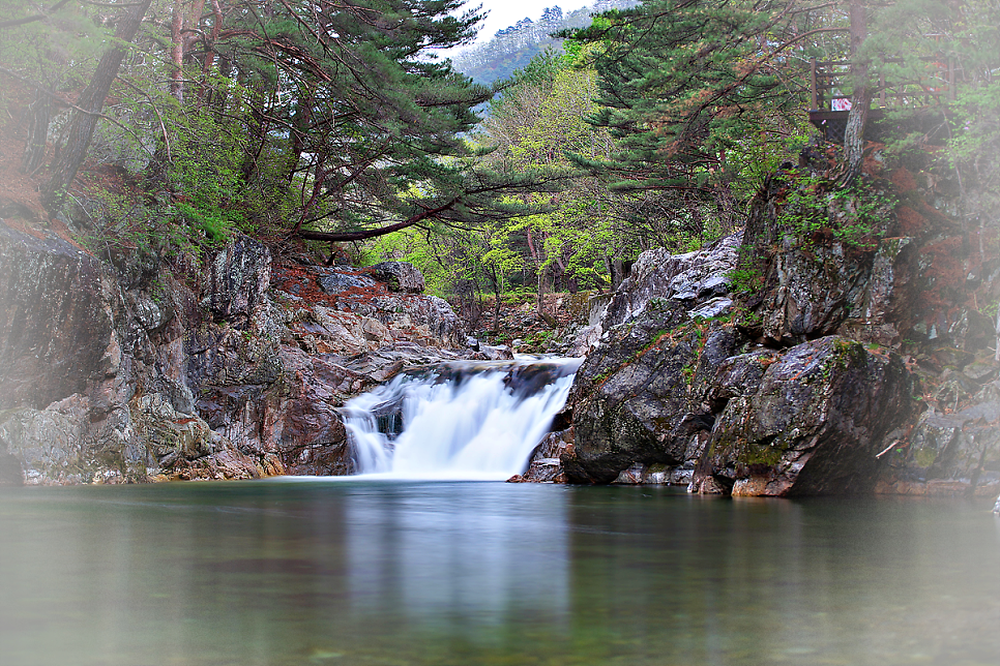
[566,0,980,195]
[1,0,568,247]
[187,0,570,245]
[562,0,829,227]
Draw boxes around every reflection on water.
[1,480,998,666]
[345,483,568,630]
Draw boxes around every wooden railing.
[810,56,959,112]
[809,55,959,143]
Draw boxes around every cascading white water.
[342,358,582,480]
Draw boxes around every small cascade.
[342,358,582,480]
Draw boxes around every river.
[1,480,998,666]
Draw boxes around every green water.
[1,480,998,666]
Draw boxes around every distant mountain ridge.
[451,1,639,84]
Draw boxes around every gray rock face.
[0,222,474,484]
[561,165,1000,496]
[0,227,119,410]
[0,402,90,484]
[695,337,915,496]
[207,234,271,321]
[566,304,917,493]
[607,233,743,328]
[370,261,425,293]
[566,299,741,484]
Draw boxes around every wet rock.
[370,261,425,293]
[694,337,916,496]
[473,343,515,361]
[607,462,694,486]
[509,428,574,483]
[565,298,744,484]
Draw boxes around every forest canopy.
[0,0,997,310]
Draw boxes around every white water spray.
[342,358,582,480]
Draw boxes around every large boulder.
[570,233,742,356]
[692,336,916,496]
[565,298,743,483]
[370,261,425,293]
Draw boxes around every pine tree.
[562,0,820,227]
[202,0,561,241]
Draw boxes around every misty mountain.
[451,1,639,84]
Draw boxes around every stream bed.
[2,480,998,666]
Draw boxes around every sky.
[469,0,594,44]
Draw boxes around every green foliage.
[166,109,247,245]
[73,187,192,264]
[0,1,111,93]
[728,265,764,295]
[947,81,1000,214]
[778,175,896,250]
[562,0,818,228]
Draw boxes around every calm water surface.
[1,480,998,666]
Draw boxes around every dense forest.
[0,0,998,330]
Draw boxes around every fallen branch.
[875,439,902,459]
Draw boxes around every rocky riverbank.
[541,154,1000,498]
[2,150,998,502]
[0,223,503,484]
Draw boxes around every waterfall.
[342,358,582,480]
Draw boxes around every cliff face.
[0,224,472,485]
[561,158,1000,497]
[2,151,997,498]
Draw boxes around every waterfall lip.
[402,356,584,384]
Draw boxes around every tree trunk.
[608,257,629,291]
[41,0,152,209]
[197,0,223,104]
[21,91,51,174]
[536,269,557,327]
[840,0,870,185]
[170,0,185,102]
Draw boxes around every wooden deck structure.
[808,56,959,143]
